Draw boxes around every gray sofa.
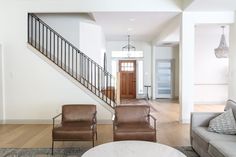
[191,100,236,157]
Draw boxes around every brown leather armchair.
[113,105,157,142]
[52,104,97,155]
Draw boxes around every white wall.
[154,46,179,98]
[154,15,180,45]
[37,13,106,66]
[0,44,4,120]
[229,12,236,101]
[106,41,152,98]
[80,22,106,66]
[178,12,234,123]
[0,4,112,123]
[173,45,180,97]
[37,13,93,48]
[194,25,229,104]
[0,0,181,123]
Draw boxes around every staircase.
[27,13,116,108]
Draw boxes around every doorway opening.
[111,50,144,100]
[194,24,229,110]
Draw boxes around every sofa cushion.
[208,109,236,135]
[192,127,210,152]
[208,140,236,157]
[193,127,236,143]
[224,99,236,119]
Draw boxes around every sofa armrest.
[190,112,222,145]
[191,112,222,128]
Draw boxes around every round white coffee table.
[82,141,186,157]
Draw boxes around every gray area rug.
[0,146,199,157]
[177,146,200,157]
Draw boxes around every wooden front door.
[119,60,136,99]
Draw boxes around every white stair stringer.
[27,44,115,113]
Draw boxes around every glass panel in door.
[155,60,173,98]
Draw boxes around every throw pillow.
[208,108,236,135]
[224,99,236,119]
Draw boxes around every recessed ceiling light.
[129,18,135,22]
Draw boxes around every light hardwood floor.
[0,100,224,148]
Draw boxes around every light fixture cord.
[221,26,225,35]
[128,35,130,51]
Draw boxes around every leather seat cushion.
[53,124,93,141]
[116,123,154,132]
[114,123,156,141]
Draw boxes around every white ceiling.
[185,0,236,11]
[91,1,236,41]
[92,12,180,41]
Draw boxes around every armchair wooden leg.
[92,139,94,147]
[51,141,54,155]
[95,132,98,140]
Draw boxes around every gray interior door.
[155,60,174,98]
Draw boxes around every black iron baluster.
[95,64,97,95]
[83,55,85,83]
[34,17,37,48]
[49,30,52,59]
[84,55,85,84]
[85,56,87,86]
[31,15,33,44]
[90,60,93,90]
[80,53,83,83]
[28,13,30,44]
[99,66,101,98]
[71,48,74,77]
[57,35,59,65]
[110,75,112,105]
[60,39,63,68]
[87,58,89,88]
[80,53,82,82]
[68,45,70,73]
[64,42,66,70]
[113,77,115,103]
[53,33,55,62]
[42,25,45,55]
[102,69,104,100]
[86,56,88,86]
[46,28,48,57]
[106,72,108,103]
[76,50,78,80]
[38,20,40,51]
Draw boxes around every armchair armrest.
[92,111,97,124]
[112,114,117,129]
[52,113,62,128]
[148,114,157,130]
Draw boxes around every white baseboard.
[194,101,226,105]
[180,119,190,124]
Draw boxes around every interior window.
[112,51,143,58]
[138,60,144,94]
